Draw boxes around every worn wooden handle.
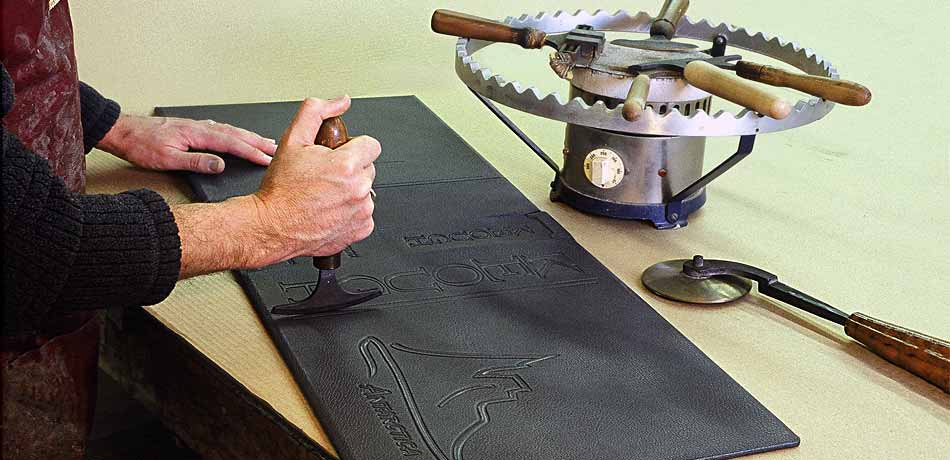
[684,60,792,119]
[312,116,350,269]
[735,61,872,106]
[316,116,349,149]
[622,74,651,121]
[431,9,546,49]
[650,0,690,39]
[845,312,950,393]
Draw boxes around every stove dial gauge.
[584,148,625,189]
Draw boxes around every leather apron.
[1,1,100,459]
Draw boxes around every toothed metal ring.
[455,10,839,137]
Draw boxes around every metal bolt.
[658,168,668,177]
[692,255,704,267]
[669,213,679,221]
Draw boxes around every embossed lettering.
[469,229,491,239]
[472,256,532,283]
[523,252,584,279]
[403,235,430,247]
[432,264,484,287]
[278,281,315,303]
[403,225,536,248]
[386,267,443,294]
[341,276,389,296]
[429,234,450,244]
[359,383,424,457]
[448,231,472,241]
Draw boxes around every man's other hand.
[98,114,277,173]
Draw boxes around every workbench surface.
[76,1,949,458]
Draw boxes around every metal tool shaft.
[681,255,949,392]
[683,255,849,324]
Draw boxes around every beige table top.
[76,0,948,458]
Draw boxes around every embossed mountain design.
[359,337,557,460]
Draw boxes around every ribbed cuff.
[56,189,182,309]
[78,82,121,153]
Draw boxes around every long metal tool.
[270,117,383,316]
[642,255,950,393]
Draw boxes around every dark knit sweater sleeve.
[2,64,182,336]
[58,190,182,309]
[78,81,120,153]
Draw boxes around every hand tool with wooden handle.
[642,256,950,393]
[622,74,652,121]
[649,0,691,40]
[611,0,698,52]
[685,60,792,119]
[632,56,872,107]
[270,117,382,316]
[431,9,550,49]
[734,61,871,106]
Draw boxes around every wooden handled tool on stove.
[684,60,793,119]
[650,0,690,39]
[631,51,872,118]
[734,61,872,106]
[431,9,547,49]
[622,74,652,121]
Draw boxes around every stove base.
[551,178,707,229]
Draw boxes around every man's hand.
[253,96,379,261]
[171,96,381,278]
[98,114,277,173]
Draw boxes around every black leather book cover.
[156,96,798,460]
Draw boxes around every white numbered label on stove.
[584,148,625,189]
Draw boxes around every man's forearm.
[172,195,291,279]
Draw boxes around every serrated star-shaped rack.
[455,10,838,137]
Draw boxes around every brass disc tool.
[270,117,383,316]
[431,0,872,229]
[642,256,950,393]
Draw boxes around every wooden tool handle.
[431,9,547,49]
[735,61,872,106]
[684,60,792,119]
[316,116,349,149]
[845,312,950,393]
[650,0,690,39]
[312,116,350,270]
[622,74,651,121]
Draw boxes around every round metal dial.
[583,148,625,188]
